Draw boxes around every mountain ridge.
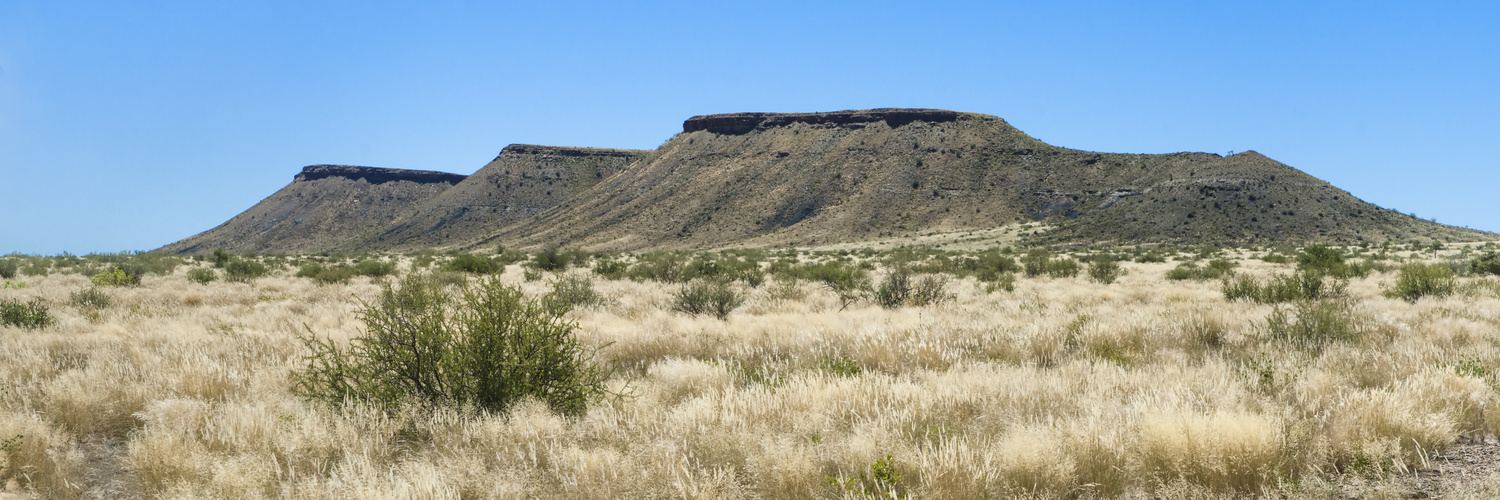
[159,109,1493,254]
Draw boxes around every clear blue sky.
[2,1,1496,254]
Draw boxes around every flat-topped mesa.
[294,165,467,185]
[498,144,648,159]
[683,108,971,135]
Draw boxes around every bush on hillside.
[0,260,16,280]
[292,274,610,417]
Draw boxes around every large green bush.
[442,253,498,275]
[1472,252,1500,276]
[224,259,269,282]
[296,263,355,285]
[542,274,608,313]
[293,274,610,417]
[0,298,53,329]
[1385,263,1455,302]
[1087,256,1123,284]
[1222,270,1346,304]
[187,267,218,285]
[671,279,744,320]
[1166,259,1237,281]
[1263,300,1366,351]
[0,260,16,279]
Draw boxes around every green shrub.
[1263,300,1365,350]
[911,274,951,306]
[224,259,268,283]
[1295,245,1373,278]
[353,260,397,278]
[593,258,629,280]
[627,252,686,283]
[1133,252,1167,263]
[1471,252,1500,276]
[822,354,862,377]
[1022,250,1051,277]
[187,267,218,285]
[70,287,111,309]
[542,274,608,313]
[984,272,1017,293]
[1045,257,1080,278]
[0,260,16,279]
[1385,263,1455,302]
[671,280,744,320]
[529,246,572,272]
[1166,259,1237,281]
[442,254,497,275]
[1087,256,1123,284]
[91,265,142,287]
[873,267,912,308]
[0,298,52,329]
[292,274,609,417]
[1222,270,1346,304]
[211,248,232,268]
[297,263,355,285]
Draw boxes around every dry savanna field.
[3,243,1500,499]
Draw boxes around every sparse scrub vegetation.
[1,245,1498,497]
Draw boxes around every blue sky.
[1,1,1496,254]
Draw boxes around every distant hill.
[351,144,648,251]
[490,109,1485,249]
[157,165,464,254]
[159,109,1491,254]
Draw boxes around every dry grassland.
[3,251,1500,499]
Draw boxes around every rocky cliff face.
[294,165,467,185]
[682,109,963,134]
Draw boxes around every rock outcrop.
[682,109,963,134]
[294,165,467,185]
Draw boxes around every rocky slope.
[158,165,465,254]
[161,109,1490,254]
[486,109,1484,250]
[352,145,647,251]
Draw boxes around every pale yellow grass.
[1,258,1499,498]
